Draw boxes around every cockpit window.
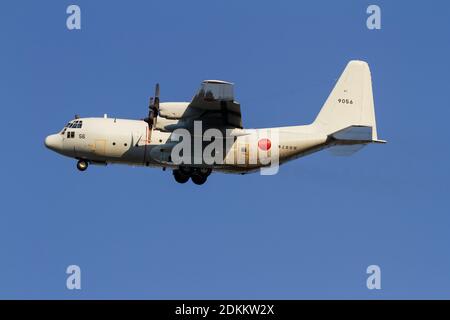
[65,120,83,129]
[72,121,82,128]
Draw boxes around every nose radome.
[45,134,61,151]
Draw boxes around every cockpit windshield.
[61,120,83,134]
[67,120,83,128]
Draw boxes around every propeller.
[153,83,160,126]
[146,83,160,128]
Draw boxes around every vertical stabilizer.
[313,60,379,141]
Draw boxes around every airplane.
[45,60,386,185]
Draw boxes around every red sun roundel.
[258,138,271,151]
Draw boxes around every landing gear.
[173,169,190,184]
[191,173,207,185]
[172,167,211,185]
[76,160,88,171]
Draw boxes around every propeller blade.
[154,83,160,111]
[145,83,160,128]
[153,83,160,126]
[155,83,160,99]
[146,97,154,124]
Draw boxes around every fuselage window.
[67,131,70,138]
[71,132,75,138]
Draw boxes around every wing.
[152,81,246,166]
[188,80,242,130]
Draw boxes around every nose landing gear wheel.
[173,169,190,184]
[77,160,88,171]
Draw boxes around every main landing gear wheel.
[76,160,88,171]
[173,169,190,184]
[174,167,211,185]
[191,173,207,185]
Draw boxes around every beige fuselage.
[46,117,328,174]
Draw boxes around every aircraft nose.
[45,134,62,151]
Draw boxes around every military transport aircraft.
[45,60,386,185]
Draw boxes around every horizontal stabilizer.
[328,125,379,156]
[332,125,373,141]
[328,144,367,156]
[372,139,387,144]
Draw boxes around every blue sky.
[1,0,449,299]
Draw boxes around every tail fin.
[313,60,380,141]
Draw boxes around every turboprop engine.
[158,102,191,119]
[154,117,188,132]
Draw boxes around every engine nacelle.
[159,102,191,119]
[155,116,187,132]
